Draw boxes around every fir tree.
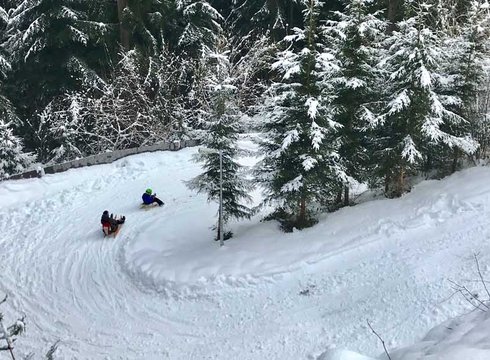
[0,4,15,126]
[375,2,478,197]
[229,0,301,40]
[177,0,223,56]
[3,0,110,149]
[187,37,253,241]
[229,0,343,40]
[324,0,386,205]
[452,0,490,162]
[119,0,179,55]
[256,0,347,230]
[0,7,20,155]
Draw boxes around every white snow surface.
[388,309,490,360]
[1,136,490,359]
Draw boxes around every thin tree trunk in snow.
[336,189,342,205]
[384,173,390,196]
[452,148,460,174]
[344,185,350,207]
[396,166,405,197]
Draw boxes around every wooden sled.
[140,203,159,211]
[102,217,124,238]
[103,225,122,238]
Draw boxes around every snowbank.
[332,306,490,360]
[389,308,490,360]
[123,163,490,295]
[317,348,376,360]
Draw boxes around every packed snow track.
[1,142,490,359]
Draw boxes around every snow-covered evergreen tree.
[177,0,223,55]
[3,0,109,140]
[120,0,176,55]
[471,75,490,159]
[0,5,8,75]
[255,0,347,230]
[454,1,490,108]
[453,1,490,154]
[375,2,478,197]
[5,0,108,91]
[434,0,490,168]
[230,0,301,40]
[0,5,27,174]
[0,5,17,128]
[36,92,95,162]
[187,37,253,240]
[0,120,34,179]
[323,0,386,205]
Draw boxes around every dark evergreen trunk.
[298,197,307,226]
[386,0,402,33]
[336,189,342,205]
[451,148,461,174]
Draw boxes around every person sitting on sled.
[142,188,164,206]
[100,210,125,234]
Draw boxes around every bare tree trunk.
[384,173,390,196]
[117,0,130,50]
[396,166,405,197]
[344,185,350,207]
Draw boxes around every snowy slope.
[388,308,490,360]
[1,137,490,359]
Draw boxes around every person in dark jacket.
[142,188,164,206]
[101,210,125,234]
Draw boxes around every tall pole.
[219,149,224,247]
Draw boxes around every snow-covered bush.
[0,294,58,359]
[38,48,188,163]
[0,120,34,179]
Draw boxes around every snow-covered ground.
[1,137,490,359]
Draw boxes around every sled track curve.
[2,149,490,359]
[0,156,202,358]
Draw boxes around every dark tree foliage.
[3,0,113,150]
